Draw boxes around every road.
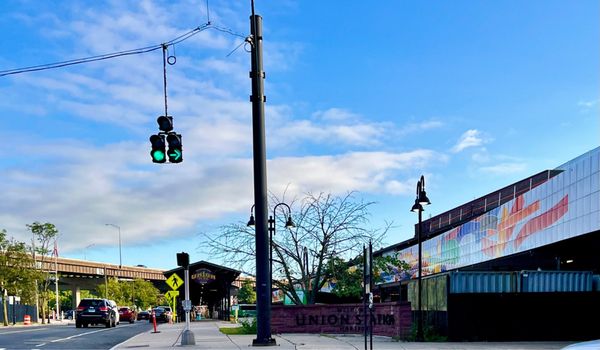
[0,321,153,349]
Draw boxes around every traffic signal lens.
[152,149,165,162]
[167,133,183,163]
[149,134,167,163]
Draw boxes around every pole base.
[181,329,196,346]
[252,338,277,346]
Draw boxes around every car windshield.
[79,299,105,307]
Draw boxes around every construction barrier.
[24,315,31,326]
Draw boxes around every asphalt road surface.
[0,321,153,349]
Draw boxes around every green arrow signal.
[169,149,181,161]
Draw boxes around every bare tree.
[203,192,389,305]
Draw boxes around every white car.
[561,340,600,350]
[108,300,120,325]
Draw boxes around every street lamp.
[248,203,295,304]
[83,243,95,260]
[105,224,122,268]
[410,175,431,342]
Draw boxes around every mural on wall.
[380,147,600,283]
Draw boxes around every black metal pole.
[369,241,373,350]
[363,245,367,350]
[250,7,275,346]
[417,207,424,341]
[269,216,274,306]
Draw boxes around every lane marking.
[0,328,47,335]
[50,328,112,343]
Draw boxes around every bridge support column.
[71,286,80,311]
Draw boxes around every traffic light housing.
[177,252,189,268]
[167,133,183,163]
[149,134,166,163]
[157,116,173,132]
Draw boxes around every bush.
[240,317,257,333]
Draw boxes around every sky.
[0,0,598,271]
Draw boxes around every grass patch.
[220,326,250,335]
[219,317,257,335]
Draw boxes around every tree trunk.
[2,290,8,326]
[41,300,46,324]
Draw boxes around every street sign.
[165,290,179,303]
[182,299,191,312]
[166,273,184,290]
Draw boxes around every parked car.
[76,298,117,328]
[118,307,137,323]
[64,310,74,320]
[561,340,600,350]
[108,300,120,325]
[137,310,150,321]
[150,307,169,323]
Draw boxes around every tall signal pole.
[249,1,275,346]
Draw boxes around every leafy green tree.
[237,280,256,304]
[96,278,161,309]
[330,254,410,300]
[0,230,41,326]
[28,222,58,324]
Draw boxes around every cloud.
[479,162,527,175]
[0,140,444,253]
[451,129,489,153]
[578,99,599,112]
[399,120,444,135]
[268,149,446,196]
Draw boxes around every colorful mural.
[380,147,600,283]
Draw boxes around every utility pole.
[249,0,275,346]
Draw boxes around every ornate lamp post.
[410,175,431,342]
[248,203,295,304]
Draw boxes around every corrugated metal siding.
[519,271,593,292]
[449,271,517,293]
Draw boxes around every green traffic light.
[152,150,166,162]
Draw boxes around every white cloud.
[479,162,527,175]
[451,129,489,153]
[578,99,599,112]
[0,142,444,253]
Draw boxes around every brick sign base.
[271,302,411,338]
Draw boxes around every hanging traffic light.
[149,134,166,163]
[167,133,183,163]
[157,116,173,132]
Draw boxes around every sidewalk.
[112,320,577,350]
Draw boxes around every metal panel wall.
[519,270,593,292]
[449,271,517,293]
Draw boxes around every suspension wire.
[162,44,169,118]
[0,23,216,77]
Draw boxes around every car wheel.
[130,319,134,324]
[106,319,111,328]
[83,323,89,328]
[112,318,116,327]
[75,321,81,328]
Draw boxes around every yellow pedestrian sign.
[166,273,183,290]
[165,290,179,303]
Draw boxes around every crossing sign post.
[166,273,183,290]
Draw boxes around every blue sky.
[0,0,597,271]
